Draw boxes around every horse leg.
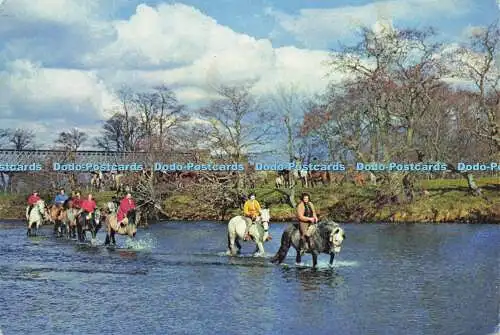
[295,250,302,264]
[235,239,242,254]
[77,223,84,242]
[227,231,236,256]
[311,251,318,268]
[111,230,116,245]
[254,241,265,257]
[329,253,335,267]
[104,230,111,245]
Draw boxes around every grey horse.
[270,220,345,268]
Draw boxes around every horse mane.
[318,220,341,231]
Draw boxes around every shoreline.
[3,177,499,224]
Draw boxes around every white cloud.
[1,0,100,24]
[0,1,337,148]
[3,1,476,149]
[0,59,118,120]
[266,0,472,48]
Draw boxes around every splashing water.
[89,237,102,247]
[124,233,157,251]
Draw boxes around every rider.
[243,192,261,241]
[296,192,318,253]
[27,190,41,216]
[80,194,96,221]
[71,191,81,209]
[54,188,69,207]
[117,193,136,226]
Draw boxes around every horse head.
[257,208,271,241]
[106,201,117,214]
[327,223,345,253]
[93,208,102,226]
[36,200,51,222]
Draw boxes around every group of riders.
[28,186,319,253]
[26,188,137,238]
[242,191,318,253]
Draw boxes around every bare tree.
[271,83,306,162]
[0,128,36,150]
[200,81,276,162]
[199,81,277,192]
[154,85,188,150]
[450,20,500,153]
[55,128,87,151]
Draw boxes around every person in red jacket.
[81,194,96,212]
[71,192,81,209]
[117,193,136,226]
[27,190,41,216]
[80,194,97,221]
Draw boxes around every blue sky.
[0,0,497,153]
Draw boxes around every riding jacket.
[27,194,41,205]
[54,194,69,205]
[117,198,136,222]
[243,199,261,218]
[80,199,96,213]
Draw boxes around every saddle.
[293,222,317,236]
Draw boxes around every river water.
[0,221,498,335]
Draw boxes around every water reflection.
[280,266,345,292]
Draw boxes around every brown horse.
[308,171,331,187]
[353,173,366,186]
[104,209,137,246]
[48,204,67,237]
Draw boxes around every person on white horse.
[242,192,261,241]
[296,192,319,254]
[27,190,42,217]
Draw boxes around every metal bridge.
[0,149,197,167]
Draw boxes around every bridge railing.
[0,150,197,167]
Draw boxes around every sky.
[0,0,498,152]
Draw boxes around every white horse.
[275,175,284,188]
[227,208,271,257]
[26,199,49,236]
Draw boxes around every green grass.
[1,177,498,222]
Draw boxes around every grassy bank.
[1,177,499,223]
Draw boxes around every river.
[0,221,498,335]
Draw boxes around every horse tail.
[270,228,292,264]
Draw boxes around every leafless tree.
[55,128,87,151]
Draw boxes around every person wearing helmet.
[27,190,41,216]
[242,192,261,241]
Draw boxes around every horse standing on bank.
[270,220,345,268]
[26,199,49,237]
[226,208,271,257]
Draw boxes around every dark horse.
[76,208,102,242]
[270,220,345,268]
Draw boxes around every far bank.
[1,177,499,223]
